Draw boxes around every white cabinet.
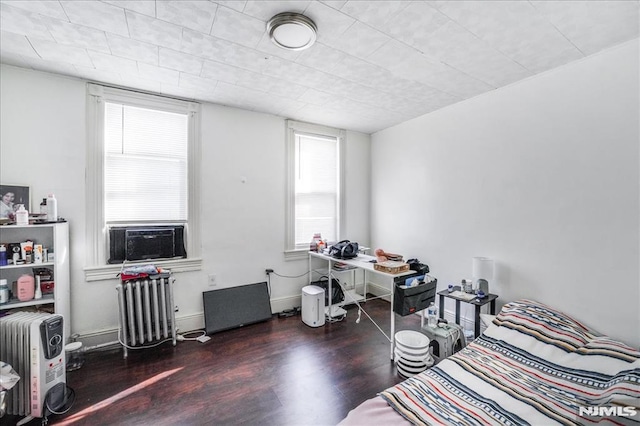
[0,222,70,339]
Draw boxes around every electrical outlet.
[208,274,217,287]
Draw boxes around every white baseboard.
[79,312,206,351]
[79,296,303,350]
[78,290,478,350]
[271,294,301,313]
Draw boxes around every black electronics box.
[393,275,437,316]
[108,225,186,264]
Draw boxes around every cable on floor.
[117,329,176,350]
[334,277,391,342]
[177,329,207,341]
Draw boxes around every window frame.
[284,120,345,260]
[85,84,202,280]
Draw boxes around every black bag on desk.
[328,240,359,259]
[393,277,437,316]
[406,259,429,275]
[311,277,345,306]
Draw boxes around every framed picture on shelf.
[0,184,30,220]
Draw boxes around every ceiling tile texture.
[0,0,638,134]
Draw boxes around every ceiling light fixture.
[267,12,317,51]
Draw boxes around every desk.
[438,286,498,338]
[308,251,415,359]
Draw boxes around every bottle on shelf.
[426,302,438,328]
[0,244,7,266]
[46,193,58,221]
[0,279,8,303]
[40,198,47,215]
[34,275,42,300]
[15,204,29,225]
[310,233,322,252]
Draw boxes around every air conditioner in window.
[108,225,186,264]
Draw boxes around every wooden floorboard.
[4,298,425,426]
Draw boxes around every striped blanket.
[380,300,640,425]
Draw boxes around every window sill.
[284,249,311,261]
[84,257,202,281]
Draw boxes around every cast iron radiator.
[116,272,176,358]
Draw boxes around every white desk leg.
[328,259,332,317]
[390,279,395,360]
[363,270,367,302]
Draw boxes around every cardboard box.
[374,261,410,274]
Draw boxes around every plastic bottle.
[40,198,47,215]
[46,193,58,222]
[426,302,438,328]
[0,245,7,266]
[34,275,42,299]
[15,204,29,225]
[0,279,8,303]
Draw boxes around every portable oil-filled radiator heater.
[0,313,71,423]
[116,270,177,358]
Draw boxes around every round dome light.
[267,12,317,51]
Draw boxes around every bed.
[340,299,640,425]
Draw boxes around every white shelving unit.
[0,222,70,340]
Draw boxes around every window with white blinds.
[286,120,345,255]
[294,133,338,246]
[104,103,188,223]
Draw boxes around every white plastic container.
[15,205,28,225]
[65,342,85,371]
[46,194,58,221]
[394,330,433,378]
[0,279,9,303]
[302,285,325,327]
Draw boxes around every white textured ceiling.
[1,1,638,134]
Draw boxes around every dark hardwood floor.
[4,298,424,426]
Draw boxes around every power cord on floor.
[117,329,176,350]
[278,307,301,318]
[334,277,391,342]
[176,329,207,341]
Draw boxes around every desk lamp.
[472,257,494,294]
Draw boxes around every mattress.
[340,300,640,425]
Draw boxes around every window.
[285,120,345,258]
[85,84,201,279]
[104,103,188,223]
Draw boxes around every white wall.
[371,40,639,347]
[0,65,371,343]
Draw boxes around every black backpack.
[311,277,345,306]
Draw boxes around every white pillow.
[480,314,497,329]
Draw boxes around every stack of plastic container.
[394,330,434,378]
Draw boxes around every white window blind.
[294,132,339,247]
[104,102,188,223]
